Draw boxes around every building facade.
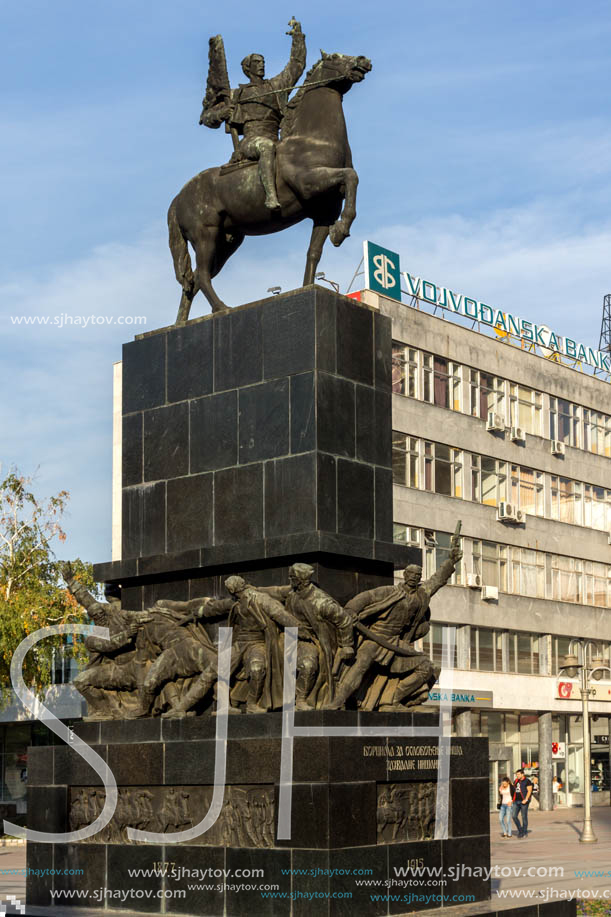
[360,287,611,810]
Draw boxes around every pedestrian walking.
[530,775,540,811]
[498,775,513,837]
[552,775,561,809]
[511,769,533,838]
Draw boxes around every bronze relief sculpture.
[65,525,462,719]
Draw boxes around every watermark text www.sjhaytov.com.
[10,314,146,329]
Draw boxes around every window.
[583,485,611,531]
[503,632,540,674]
[550,476,581,525]
[424,442,463,497]
[471,456,507,506]
[472,540,507,591]
[550,555,582,604]
[511,465,544,516]
[584,561,610,608]
[553,636,572,674]
[583,410,611,456]
[393,523,421,547]
[510,547,545,598]
[510,384,542,435]
[469,627,503,672]
[470,370,504,420]
[550,397,580,447]
[429,624,458,669]
[423,353,462,410]
[392,343,418,397]
[392,432,420,487]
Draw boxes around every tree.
[0,469,92,696]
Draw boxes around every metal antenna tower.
[600,293,611,353]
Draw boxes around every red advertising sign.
[558,682,575,699]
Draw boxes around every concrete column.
[538,711,553,811]
[456,625,470,670]
[455,710,472,736]
[539,635,551,676]
[111,361,123,562]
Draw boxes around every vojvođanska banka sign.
[364,240,611,376]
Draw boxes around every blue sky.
[1,0,611,565]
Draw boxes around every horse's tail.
[167,198,194,292]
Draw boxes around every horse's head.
[317,51,372,92]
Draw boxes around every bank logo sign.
[363,241,401,301]
[362,240,610,377]
[426,689,493,708]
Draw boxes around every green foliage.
[578,899,611,915]
[0,469,92,697]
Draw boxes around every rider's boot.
[259,149,281,210]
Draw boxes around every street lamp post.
[559,641,611,844]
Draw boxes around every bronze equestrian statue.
[167,19,372,321]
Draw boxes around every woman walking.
[498,775,513,837]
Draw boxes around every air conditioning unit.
[515,509,526,524]
[510,426,525,443]
[497,502,516,522]
[482,585,499,601]
[486,412,504,432]
[466,573,482,588]
[607,533,611,546]
[551,440,565,456]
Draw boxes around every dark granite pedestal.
[26,713,493,916]
[94,286,414,608]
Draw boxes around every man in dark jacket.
[512,769,533,838]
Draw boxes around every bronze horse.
[168,51,372,321]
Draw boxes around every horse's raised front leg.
[328,169,358,247]
[303,223,330,286]
[289,167,359,248]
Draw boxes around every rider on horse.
[200,19,306,210]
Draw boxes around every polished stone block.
[316,373,355,458]
[122,481,166,559]
[442,834,491,903]
[337,297,374,385]
[107,845,164,912]
[122,334,165,413]
[143,401,189,481]
[214,463,264,545]
[337,459,374,539]
[238,378,289,463]
[166,845,226,915]
[388,840,443,914]
[167,319,213,402]
[166,472,213,553]
[450,777,490,837]
[265,453,317,537]
[214,307,263,391]
[26,842,54,907]
[54,844,106,900]
[27,786,67,833]
[290,371,316,453]
[122,411,143,486]
[190,390,238,472]
[225,847,291,916]
[262,291,315,378]
[27,746,54,786]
